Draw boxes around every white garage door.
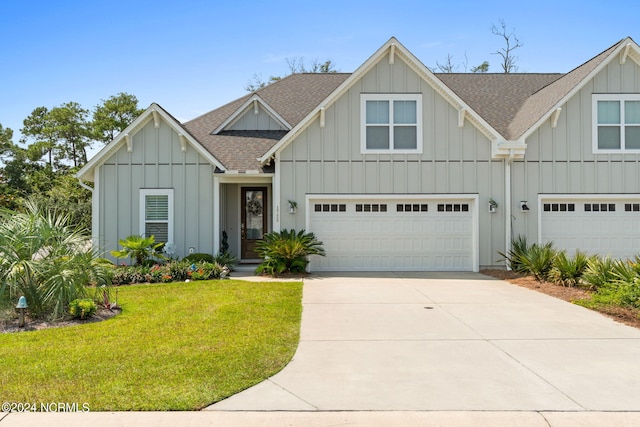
[540,197,640,260]
[308,197,476,271]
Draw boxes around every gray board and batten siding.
[277,55,505,268]
[512,55,640,244]
[98,118,216,261]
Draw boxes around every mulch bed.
[481,269,640,330]
[1,306,121,334]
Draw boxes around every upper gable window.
[361,94,422,153]
[593,94,640,152]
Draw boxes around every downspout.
[505,149,514,270]
[77,179,93,193]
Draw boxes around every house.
[77,36,640,272]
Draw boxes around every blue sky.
[1,0,639,150]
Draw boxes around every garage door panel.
[541,198,640,260]
[309,199,474,271]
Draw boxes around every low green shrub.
[68,298,97,320]
[214,252,238,270]
[577,278,640,310]
[112,261,228,285]
[189,262,227,281]
[548,250,589,287]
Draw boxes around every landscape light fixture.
[16,296,28,328]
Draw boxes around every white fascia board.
[213,95,292,134]
[76,103,226,182]
[519,38,640,143]
[259,38,501,163]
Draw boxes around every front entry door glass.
[241,188,267,259]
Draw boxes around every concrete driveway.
[209,272,640,412]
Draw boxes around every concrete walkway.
[4,272,640,426]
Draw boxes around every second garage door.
[540,196,640,260]
[307,196,477,272]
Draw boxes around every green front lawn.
[0,279,302,410]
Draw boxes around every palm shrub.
[256,229,326,276]
[0,199,112,320]
[581,255,618,290]
[110,235,166,265]
[517,242,557,281]
[610,255,640,283]
[548,250,589,287]
[498,235,530,273]
[214,252,238,270]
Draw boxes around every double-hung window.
[361,94,422,153]
[593,94,640,152]
[140,189,173,244]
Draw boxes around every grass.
[0,279,302,410]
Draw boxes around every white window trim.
[592,94,640,153]
[360,93,423,154]
[139,189,174,244]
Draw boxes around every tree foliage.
[92,92,144,144]
[0,92,142,229]
[246,57,338,92]
[471,61,490,73]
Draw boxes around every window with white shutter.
[140,189,173,244]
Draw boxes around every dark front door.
[241,187,267,259]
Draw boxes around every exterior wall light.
[16,296,28,328]
[488,198,498,213]
[288,200,297,214]
[520,201,530,212]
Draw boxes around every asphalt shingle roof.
[182,39,629,171]
[436,73,562,139]
[183,73,349,171]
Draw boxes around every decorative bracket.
[178,134,187,152]
[389,43,395,64]
[125,134,132,152]
[551,107,562,128]
[621,43,631,65]
[458,108,466,128]
[319,107,325,128]
[152,110,160,128]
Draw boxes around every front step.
[233,263,260,272]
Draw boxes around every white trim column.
[505,159,512,270]
[213,176,221,255]
[92,165,100,250]
[273,153,281,232]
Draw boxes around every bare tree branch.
[491,19,523,73]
